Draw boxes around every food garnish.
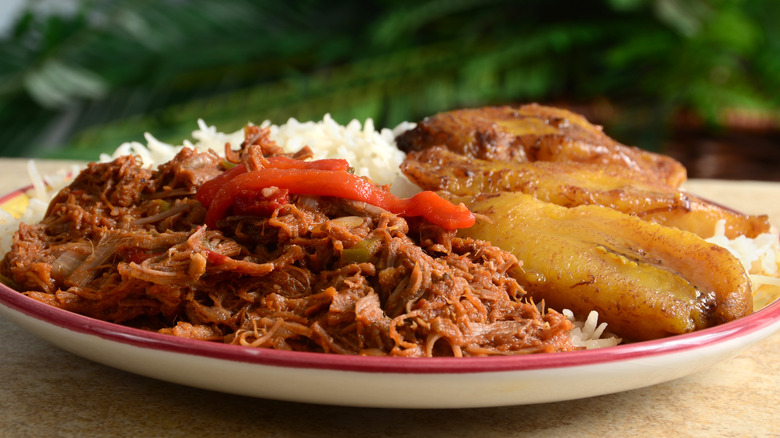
[197,157,475,231]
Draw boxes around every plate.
[1,187,779,409]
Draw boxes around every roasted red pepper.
[197,159,475,230]
[232,187,290,217]
[197,164,248,208]
[197,157,350,208]
[262,156,349,171]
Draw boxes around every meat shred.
[0,130,573,356]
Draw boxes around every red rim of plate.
[2,187,780,374]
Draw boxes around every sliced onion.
[67,232,132,287]
[131,203,191,226]
[51,245,91,278]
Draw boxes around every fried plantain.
[456,192,753,341]
[401,146,771,239]
[396,104,687,187]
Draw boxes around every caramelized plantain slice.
[396,104,687,187]
[456,192,753,341]
[401,146,771,239]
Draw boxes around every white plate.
[1,188,779,409]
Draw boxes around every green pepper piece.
[340,237,382,265]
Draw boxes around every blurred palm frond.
[0,0,778,158]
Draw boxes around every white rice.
[706,219,780,285]
[99,115,419,197]
[4,116,780,350]
[705,219,780,309]
[564,309,618,349]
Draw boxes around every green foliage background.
[1,0,778,159]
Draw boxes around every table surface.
[0,158,778,437]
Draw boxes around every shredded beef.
[0,130,573,356]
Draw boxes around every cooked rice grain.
[100,115,418,197]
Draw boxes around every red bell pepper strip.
[263,156,349,171]
[197,164,248,208]
[232,187,290,217]
[196,157,350,208]
[201,168,475,230]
